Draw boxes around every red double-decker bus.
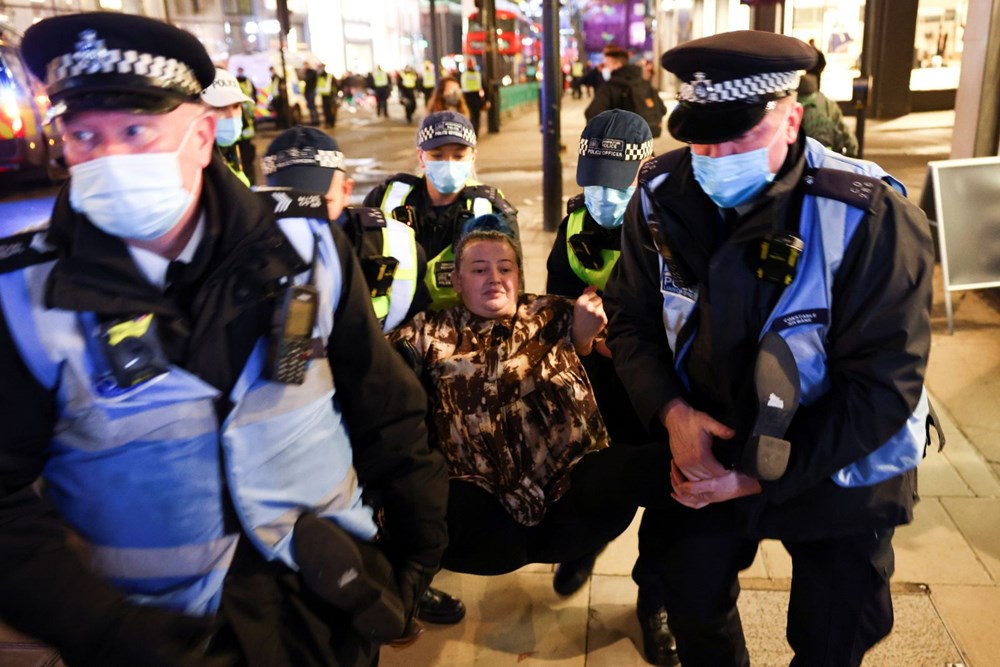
[465,7,540,84]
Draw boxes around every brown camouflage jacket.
[389,294,609,526]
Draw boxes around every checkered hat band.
[417,121,477,146]
[678,71,800,104]
[578,137,653,161]
[47,49,202,97]
[261,148,345,175]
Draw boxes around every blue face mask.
[214,116,242,147]
[690,111,788,208]
[584,185,636,228]
[425,159,472,194]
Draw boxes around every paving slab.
[932,584,1000,667]
[941,497,1000,582]
[894,498,992,585]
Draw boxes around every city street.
[2,93,998,667]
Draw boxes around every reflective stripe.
[382,219,419,331]
[565,207,620,291]
[90,535,239,580]
[380,180,415,216]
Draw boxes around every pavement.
[2,96,997,666]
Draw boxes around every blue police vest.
[640,138,928,488]
[0,217,377,616]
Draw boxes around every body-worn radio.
[569,232,605,270]
[266,284,319,384]
[755,232,804,286]
[97,313,170,389]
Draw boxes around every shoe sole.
[744,331,801,481]
[293,514,406,643]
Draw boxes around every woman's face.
[443,82,462,107]
[453,239,519,318]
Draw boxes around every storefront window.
[786,0,865,102]
[911,1,966,91]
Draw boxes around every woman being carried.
[389,215,672,575]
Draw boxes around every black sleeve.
[361,181,388,210]
[584,83,614,120]
[324,223,448,572]
[0,307,143,657]
[545,219,586,298]
[604,193,689,432]
[761,186,934,503]
[404,243,431,321]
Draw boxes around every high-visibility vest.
[0,216,374,616]
[460,70,482,93]
[565,206,620,291]
[373,70,389,88]
[572,62,584,77]
[423,63,436,87]
[641,138,928,488]
[401,71,418,89]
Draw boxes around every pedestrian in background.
[461,59,488,136]
[797,73,858,157]
[585,45,667,139]
[605,30,933,667]
[303,61,319,125]
[427,76,470,117]
[234,66,259,183]
[398,66,419,124]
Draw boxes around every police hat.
[201,68,253,108]
[262,126,345,194]
[22,12,215,118]
[417,111,477,150]
[661,30,817,144]
[577,110,653,189]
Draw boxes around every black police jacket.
[604,136,933,540]
[0,156,448,665]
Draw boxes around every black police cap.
[262,126,345,194]
[661,30,817,144]
[22,12,216,118]
[577,109,653,189]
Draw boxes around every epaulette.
[345,205,387,230]
[566,193,586,214]
[463,184,499,202]
[255,186,328,220]
[803,168,886,213]
[638,147,686,186]
[0,227,57,274]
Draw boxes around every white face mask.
[69,121,202,241]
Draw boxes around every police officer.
[460,59,486,136]
[604,31,933,667]
[316,63,337,128]
[1,13,447,665]
[544,109,680,666]
[200,67,254,186]
[397,66,418,124]
[421,59,436,107]
[362,110,519,312]
[370,65,391,119]
[234,67,259,182]
[262,126,430,331]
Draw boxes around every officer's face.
[418,142,475,168]
[63,102,216,194]
[324,169,354,221]
[690,98,804,174]
[453,238,519,319]
[213,102,243,121]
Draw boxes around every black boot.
[415,587,466,625]
[553,547,604,596]
[293,512,406,643]
[742,330,801,481]
[636,605,680,666]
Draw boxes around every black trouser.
[464,93,483,136]
[236,138,256,186]
[637,502,896,667]
[322,95,335,127]
[442,441,672,575]
[376,90,389,118]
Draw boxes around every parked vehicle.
[0,25,65,186]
